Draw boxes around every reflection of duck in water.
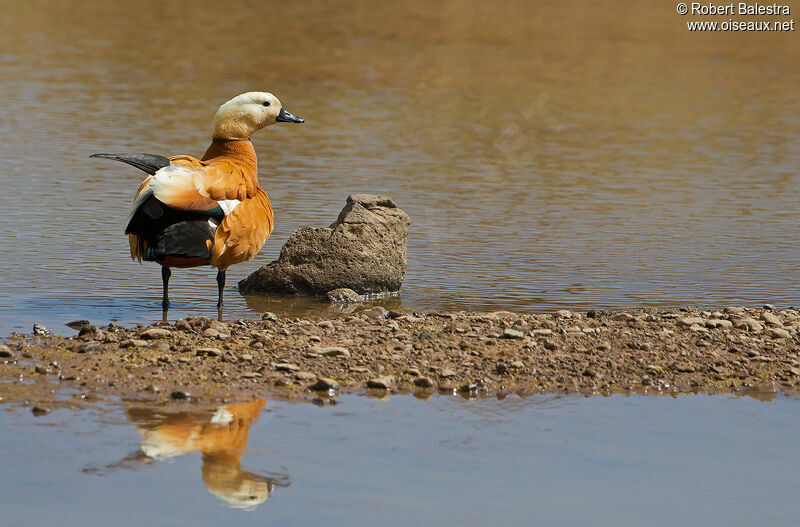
[90,399,289,510]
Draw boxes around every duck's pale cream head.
[212,91,303,140]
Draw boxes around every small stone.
[31,406,49,416]
[510,360,525,369]
[196,348,222,357]
[413,376,434,388]
[295,371,316,381]
[240,353,254,362]
[502,328,525,339]
[262,312,278,322]
[34,365,49,374]
[309,335,322,343]
[745,349,760,358]
[459,383,477,393]
[241,372,262,379]
[275,363,300,372]
[318,321,335,329]
[724,306,744,315]
[141,328,171,339]
[203,328,220,338]
[32,323,50,336]
[769,328,791,339]
[170,391,191,400]
[705,319,733,329]
[81,342,102,353]
[404,367,421,376]
[367,376,393,389]
[677,317,705,327]
[175,319,192,331]
[440,369,457,378]
[689,324,709,333]
[350,366,369,373]
[0,345,13,358]
[309,378,339,391]
[543,340,558,351]
[761,312,783,327]
[555,310,573,319]
[360,306,389,319]
[597,342,612,352]
[78,325,100,338]
[642,376,654,386]
[736,318,764,332]
[612,313,634,322]
[66,320,91,330]
[763,304,775,310]
[639,343,653,352]
[495,363,509,374]
[531,329,553,336]
[582,368,599,379]
[325,288,363,303]
[321,346,351,358]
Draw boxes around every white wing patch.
[150,164,202,195]
[217,199,241,215]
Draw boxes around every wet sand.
[2,306,800,408]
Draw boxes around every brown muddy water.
[1,1,799,334]
[1,393,800,526]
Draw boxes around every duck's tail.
[90,153,171,175]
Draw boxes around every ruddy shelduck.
[91,92,303,311]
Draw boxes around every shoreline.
[2,305,800,408]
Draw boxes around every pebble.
[175,319,192,331]
[196,347,222,357]
[361,306,389,319]
[736,318,764,332]
[689,324,709,333]
[326,288,363,303]
[78,325,100,337]
[612,313,634,322]
[440,369,457,378]
[705,319,733,329]
[502,328,525,339]
[170,391,191,400]
[763,304,775,310]
[367,377,393,389]
[318,321,335,329]
[642,376,654,386]
[413,376,434,388]
[66,320,91,330]
[350,366,369,373]
[769,328,791,339]
[724,306,745,314]
[510,360,525,369]
[31,406,49,416]
[309,377,339,391]
[760,312,783,327]
[262,312,278,322]
[404,367,421,376]
[321,346,351,358]
[677,317,705,327]
[531,329,553,336]
[495,363,509,374]
[597,342,612,352]
[141,328,171,339]
[309,335,322,343]
[459,383,477,393]
[32,323,50,336]
[0,345,13,358]
[34,365,49,374]
[241,372,262,379]
[275,363,300,372]
[555,310,573,319]
[203,328,221,338]
[80,342,102,353]
[295,371,316,381]
[745,349,760,358]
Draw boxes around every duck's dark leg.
[161,266,172,311]
[216,269,226,309]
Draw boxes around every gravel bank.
[2,306,800,406]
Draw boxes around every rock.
[318,321,335,329]
[275,363,300,372]
[34,365,49,374]
[78,325,100,337]
[141,328,171,339]
[736,318,764,332]
[440,369,457,378]
[80,342,102,353]
[309,378,339,391]
[459,383,477,393]
[238,194,410,296]
[763,304,775,310]
[413,376,434,388]
[531,329,553,336]
[597,342,612,352]
[66,320,91,330]
[495,363,509,374]
[502,328,525,339]
[120,339,149,348]
[196,348,221,357]
[745,349,760,358]
[612,313,634,322]
[170,390,191,400]
[175,319,192,331]
[295,371,316,381]
[769,328,791,339]
[367,376,394,389]
[642,376,654,386]
[555,310,573,319]
[321,346,351,358]
[510,360,525,369]
[760,312,783,327]
[724,306,744,315]
[705,319,733,329]
[404,367,421,376]
[582,368,599,379]
[677,317,705,327]
[31,406,49,416]
[261,312,278,322]
[325,288,363,303]
[360,306,389,319]
[0,345,12,358]
[32,323,50,336]
[241,372,262,379]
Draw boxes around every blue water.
[1,393,798,526]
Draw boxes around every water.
[1,1,799,334]
[1,393,799,526]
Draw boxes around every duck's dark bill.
[276,107,304,123]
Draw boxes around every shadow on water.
[83,399,289,510]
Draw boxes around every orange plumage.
[93,91,303,310]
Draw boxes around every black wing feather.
[90,153,171,175]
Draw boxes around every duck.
[91,92,303,311]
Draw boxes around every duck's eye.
[262,101,271,107]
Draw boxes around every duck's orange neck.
[201,139,258,174]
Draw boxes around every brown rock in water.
[239,194,410,296]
